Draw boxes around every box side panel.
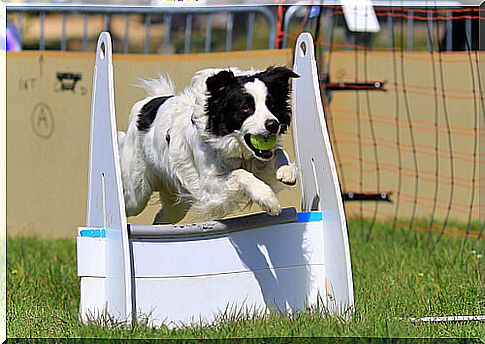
[131,222,325,278]
[134,265,325,327]
[77,236,106,277]
[79,277,107,323]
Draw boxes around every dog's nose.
[265,119,280,134]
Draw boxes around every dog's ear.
[260,66,300,85]
[206,70,236,95]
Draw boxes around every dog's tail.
[117,131,126,147]
[136,74,176,97]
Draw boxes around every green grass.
[7,220,484,339]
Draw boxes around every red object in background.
[276,4,284,49]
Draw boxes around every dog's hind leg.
[153,203,191,224]
[153,193,191,224]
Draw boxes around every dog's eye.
[241,104,252,113]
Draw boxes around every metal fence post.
[246,12,255,51]
[225,13,234,52]
[39,11,45,50]
[82,14,88,52]
[61,12,67,51]
[427,9,434,53]
[163,14,172,54]
[407,10,414,51]
[144,14,151,54]
[184,14,193,54]
[446,11,452,51]
[205,14,213,53]
[124,15,131,54]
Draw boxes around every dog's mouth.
[244,134,275,160]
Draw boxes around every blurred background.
[3,2,481,53]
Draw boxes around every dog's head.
[205,66,299,161]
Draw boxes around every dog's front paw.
[260,196,282,216]
[255,185,282,216]
[277,164,298,186]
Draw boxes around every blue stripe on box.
[297,212,323,222]
[80,228,106,238]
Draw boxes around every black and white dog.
[118,67,299,224]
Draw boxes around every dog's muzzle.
[265,119,280,135]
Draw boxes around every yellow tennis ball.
[250,135,277,151]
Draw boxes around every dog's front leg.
[274,149,298,186]
[230,169,282,216]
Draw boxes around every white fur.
[119,68,297,224]
[242,79,280,136]
[135,74,176,97]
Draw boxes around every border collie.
[118,67,299,224]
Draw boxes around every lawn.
[6,219,484,339]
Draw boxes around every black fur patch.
[205,67,299,137]
[206,70,255,136]
[137,96,173,132]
